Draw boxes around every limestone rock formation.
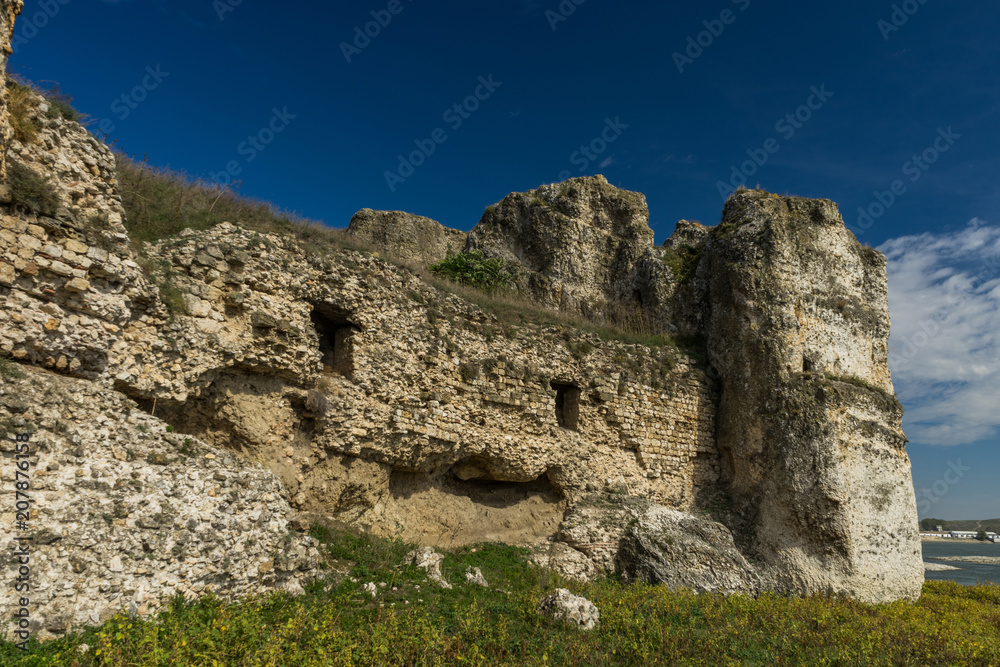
[0,83,150,378]
[537,588,600,630]
[406,547,452,589]
[701,191,923,602]
[347,208,466,266]
[466,175,653,319]
[0,367,321,641]
[0,7,926,638]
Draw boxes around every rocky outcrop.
[701,191,923,602]
[466,175,653,320]
[347,208,466,266]
[0,0,23,180]
[405,547,452,589]
[0,366,320,642]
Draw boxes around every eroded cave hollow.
[386,466,566,547]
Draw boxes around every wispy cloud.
[599,156,615,168]
[880,219,1000,446]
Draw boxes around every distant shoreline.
[921,536,999,544]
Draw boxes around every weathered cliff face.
[0,0,23,180]
[466,176,653,321]
[347,208,466,266]
[0,90,323,642]
[0,367,321,641]
[702,191,922,602]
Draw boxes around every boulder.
[347,209,466,266]
[537,588,600,630]
[464,566,488,587]
[615,505,760,594]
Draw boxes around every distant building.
[950,531,978,539]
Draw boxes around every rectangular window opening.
[311,308,357,378]
[551,381,581,431]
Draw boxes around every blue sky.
[10,0,999,519]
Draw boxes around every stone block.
[49,261,74,277]
[64,239,89,254]
[64,277,91,293]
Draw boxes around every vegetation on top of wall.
[114,156,684,349]
[6,77,82,145]
[825,373,892,399]
[40,84,81,122]
[2,522,999,666]
[429,250,514,293]
[115,156,312,246]
[6,160,59,215]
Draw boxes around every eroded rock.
[405,546,452,589]
[615,505,760,594]
[537,589,600,630]
[347,208,466,266]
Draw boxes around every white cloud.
[880,219,1000,446]
[599,157,615,168]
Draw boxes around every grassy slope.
[2,524,1000,666]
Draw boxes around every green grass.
[3,524,999,666]
[7,80,41,145]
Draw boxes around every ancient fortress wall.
[105,223,720,546]
[0,8,925,638]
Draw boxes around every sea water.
[922,541,1000,586]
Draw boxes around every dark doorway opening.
[551,381,580,431]
[802,358,814,373]
[311,306,358,378]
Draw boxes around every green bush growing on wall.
[7,160,59,216]
[430,250,513,293]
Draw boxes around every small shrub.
[430,250,513,293]
[44,93,80,122]
[156,281,188,317]
[6,160,59,215]
[0,356,26,381]
[663,244,702,284]
[459,361,481,382]
[7,81,40,144]
[305,389,329,417]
